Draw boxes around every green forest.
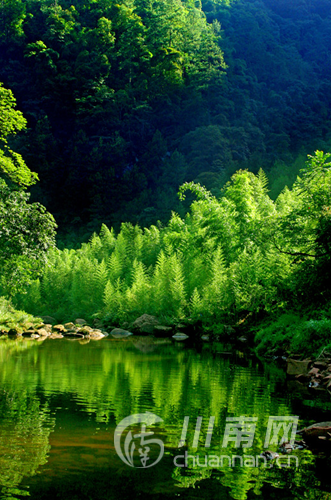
[1,0,331,356]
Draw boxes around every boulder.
[64,322,76,330]
[286,359,311,376]
[77,326,93,335]
[37,328,50,337]
[53,324,66,332]
[299,422,331,442]
[172,332,189,341]
[110,328,133,339]
[43,324,53,332]
[130,314,160,334]
[49,333,64,339]
[87,331,106,340]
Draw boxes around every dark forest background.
[1,0,331,242]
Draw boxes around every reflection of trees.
[0,338,328,499]
[0,389,55,497]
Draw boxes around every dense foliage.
[12,152,331,357]
[1,0,331,234]
[0,83,57,295]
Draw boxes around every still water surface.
[1,336,331,499]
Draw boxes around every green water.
[0,336,331,500]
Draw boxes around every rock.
[40,316,56,324]
[308,367,320,377]
[64,322,76,330]
[24,322,35,330]
[260,451,279,461]
[75,318,87,325]
[321,374,331,385]
[172,333,189,341]
[53,324,66,332]
[130,314,160,334]
[279,440,307,453]
[87,331,106,340]
[238,336,247,343]
[286,359,311,376]
[49,333,64,339]
[154,325,173,337]
[110,328,133,339]
[201,335,210,341]
[37,328,50,337]
[30,334,40,339]
[298,422,331,441]
[77,326,93,335]
[309,378,323,389]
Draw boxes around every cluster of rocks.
[115,314,190,340]
[287,357,331,393]
[1,314,195,342]
[4,317,107,341]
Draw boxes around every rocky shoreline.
[286,355,331,395]
[0,313,193,342]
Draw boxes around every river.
[1,336,331,499]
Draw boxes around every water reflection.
[0,337,330,499]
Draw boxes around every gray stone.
[110,328,133,339]
[172,333,189,341]
[130,314,159,334]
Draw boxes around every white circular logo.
[114,412,164,468]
